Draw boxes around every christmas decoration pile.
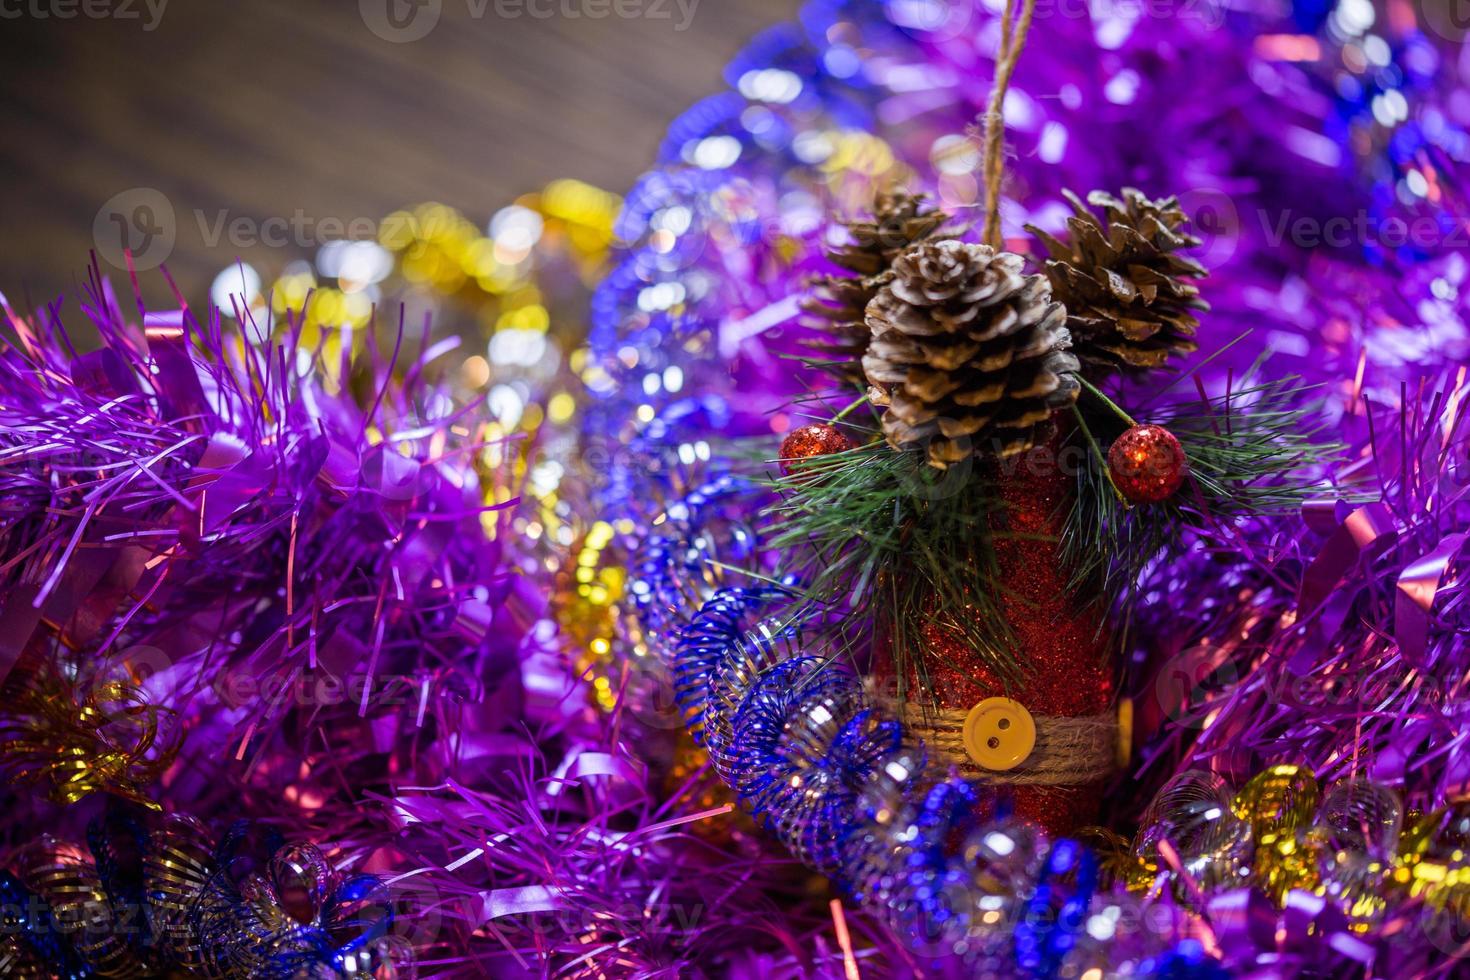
[5,0,1470,976]
[576,0,1470,975]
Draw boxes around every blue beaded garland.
[728,658,861,873]
[628,476,760,643]
[672,586,791,740]
[1014,840,1098,979]
[701,615,807,783]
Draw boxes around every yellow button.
[962,697,1036,771]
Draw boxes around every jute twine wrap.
[875,694,1117,786]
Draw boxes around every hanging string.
[981,0,1039,249]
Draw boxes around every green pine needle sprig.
[749,351,1345,706]
[756,425,1025,702]
[1061,360,1347,643]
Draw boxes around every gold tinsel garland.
[1095,763,1470,933]
[0,671,181,810]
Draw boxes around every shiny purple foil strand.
[1139,373,1470,804]
[0,261,522,806]
[0,265,889,975]
[374,741,901,977]
[0,0,1467,976]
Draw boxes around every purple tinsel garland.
[3,0,1470,975]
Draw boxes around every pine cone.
[1028,188,1208,374]
[863,241,1080,467]
[803,192,951,384]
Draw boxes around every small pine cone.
[802,191,951,384]
[863,241,1080,468]
[1028,188,1209,374]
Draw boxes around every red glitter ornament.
[1107,424,1187,504]
[870,424,1115,837]
[778,423,853,476]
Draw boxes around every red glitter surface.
[1107,423,1187,504]
[778,423,854,476]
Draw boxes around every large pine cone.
[1028,188,1208,374]
[863,241,1080,467]
[803,192,950,384]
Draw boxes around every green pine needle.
[758,428,1025,702]
[1061,364,1348,640]
[748,359,1344,707]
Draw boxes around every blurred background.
[0,0,799,309]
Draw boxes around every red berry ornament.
[1107,424,1187,504]
[778,423,853,476]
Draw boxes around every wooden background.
[0,0,799,309]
